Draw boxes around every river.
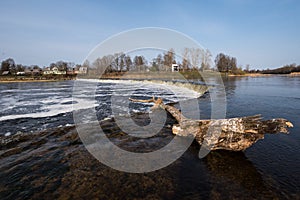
[0,76,299,199]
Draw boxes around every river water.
[0,76,299,199]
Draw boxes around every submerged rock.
[0,114,178,200]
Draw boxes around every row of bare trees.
[0,48,234,76]
[182,48,212,71]
[11,48,299,75]
[92,53,147,74]
[91,48,214,73]
[0,51,246,76]
[214,53,237,73]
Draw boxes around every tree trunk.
[129,97,293,151]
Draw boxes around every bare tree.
[181,48,212,71]
[93,55,114,74]
[16,64,25,72]
[182,48,190,71]
[124,55,132,71]
[245,64,250,73]
[215,53,237,73]
[119,53,125,72]
[163,48,175,71]
[156,54,164,71]
[200,49,212,71]
[190,48,201,69]
[151,59,159,72]
[133,55,147,71]
[1,58,16,74]
[113,53,121,71]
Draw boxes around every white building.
[78,66,88,74]
[43,67,66,75]
[171,64,179,72]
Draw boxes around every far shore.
[229,72,300,77]
[0,79,69,83]
[99,71,300,80]
[1,72,300,83]
[0,76,76,83]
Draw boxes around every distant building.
[171,64,179,72]
[43,67,51,74]
[1,71,10,75]
[32,69,43,75]
[78,66,88,74]
[24,69,33,75]
[23,68,42,75]
[16,72,25,75]
[43,67,66,75]
[66,66,88,75]
[67,68,76,75]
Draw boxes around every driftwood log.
[129,97,293,151]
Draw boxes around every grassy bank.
[99,71,222,80]
[98,71,289,80]
[2,71,299,83]
[0,75,76,83]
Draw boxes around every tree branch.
[129,97,293,151]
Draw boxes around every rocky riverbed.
[1,112,295,200]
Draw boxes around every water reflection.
[204,150,281,199]
[175,145,286,199]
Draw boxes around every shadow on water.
[203,150,281,199]
[172,142,290,199]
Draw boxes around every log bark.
[129,97,293,151]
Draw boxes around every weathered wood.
[129,97,293,151]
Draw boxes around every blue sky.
[0,0,299,69]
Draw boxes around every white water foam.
[97,79,202,101]
[0,79,205,122]
[0,98,96,122]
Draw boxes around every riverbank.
[0,76,76,83]
[101,71,300,79]
[1,71,300,83]
[229,72,300,77]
